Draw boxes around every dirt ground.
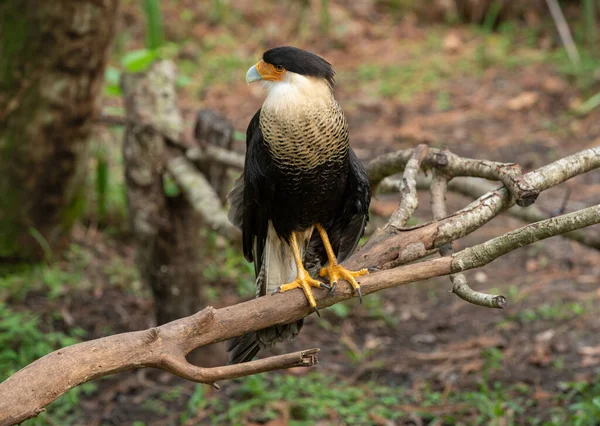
[11,1,600,425]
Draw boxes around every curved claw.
[329,281,337,295]
[314,306,321,317]
[319,282,332,290]
[356,286,363,304]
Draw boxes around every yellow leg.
[316,224,368,302]
[278,232,325,313]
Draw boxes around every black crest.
[263,46,335,86]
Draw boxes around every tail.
[227,224,313,364]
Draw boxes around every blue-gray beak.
[246,65,262,84]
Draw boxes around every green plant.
[0,251,86,302]
[143,0,163,50]
[0,304,94,425]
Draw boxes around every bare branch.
[451,274,507,309]
[430,169,505,308]
[160,349,319,384]
[546,0,581,68]
[452,204,600,271]
[167,156,237,239]
[380,175,600,250]
[353,147,600,270]
[430,169,449,222]
[187,145,245,170]
[387,144,429,228]
[369,147,538,206]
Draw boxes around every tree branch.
[387,144,429,228]
[368,147,539,206]
[167,156,237,239]
[430,168,506,308]
[352,147,600,270]
[186,145,245,171]
[379,175,600,250]
[452,204,600,271]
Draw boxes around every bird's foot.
[277,273,327,315]
[319,264,368,303]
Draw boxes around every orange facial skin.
[256,60,286,81]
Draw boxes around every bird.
[226,46,371,364]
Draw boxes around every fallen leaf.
[443,33,462,53]
[529,345,552,367]
[461,359,484,374]
[542,76,567,94]
[506,92,539,111]
[580,356,600,367]
[577,346,600,356]
[535,329,555,343]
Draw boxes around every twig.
[187,145,245,170]
[450,274,507,309]
[160,348,319,383]
[546,0,581,69]
[167,156,237,239]
[452,204,600,270]
[430,169,505,309]
[351,146,600,270]
[380,175,600,250]
[368,148,538,206]
[387,144,429,228]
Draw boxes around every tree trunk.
[121,61,207,325]
[0,0,119,261]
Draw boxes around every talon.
[368,267,378,273]
[278,271,323,310]
[272,286,281,295]
[320,263,369,301]
[329,281,337,295]
[314,306,321,317]
[319,282,331,290]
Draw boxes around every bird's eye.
[274,65,284,72]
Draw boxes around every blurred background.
[1,0,600,424]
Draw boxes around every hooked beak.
[245,64,262,84]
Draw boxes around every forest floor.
[2,1,600,425]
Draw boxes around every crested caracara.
[227,46,371,364]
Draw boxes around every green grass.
[509,301,588,324]
[343,27,544,103]
[0,244,90,302]
[166,370,600,425]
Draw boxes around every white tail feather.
[263,222,314,295]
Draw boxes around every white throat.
[261,73,332,113]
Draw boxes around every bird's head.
[246,46,335,99]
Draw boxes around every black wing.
[305,147,371,273]
[241,109,274,288]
